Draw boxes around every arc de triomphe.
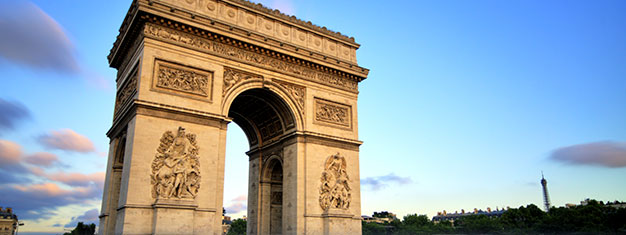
[98,0,369,234]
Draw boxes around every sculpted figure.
[151,127,201,199]
[319,153,351,210]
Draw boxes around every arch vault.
[99,0,369,234]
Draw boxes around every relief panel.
[319,153,351,210]
[314,98,352,129]
[223,67,263,95]
[114,66,138,118]
[144,23,359,92]
[152,59,213,101]
[151,127,201,199]
[275,80,305,115]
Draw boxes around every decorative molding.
[314,98,351,128]
[144,23,358,92]
[114,67,138,117]
[319,153,351,210]
[275,80,305,115]
[223,67,262,95]
[151,127,201,199]
[153,59,212,99]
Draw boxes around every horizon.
[0,0,625,234]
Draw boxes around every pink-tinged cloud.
[0,182,102,220]
[38,129,95,153]
[64,208,100,228]
[47,171,105,188]
[225,202,247,215]
[0,1,79,73]
[0,139,22,165]
[14,183,68,197]
[550,141,626,168]
[24,152,60,167]
[231,195,247,202]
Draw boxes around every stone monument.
[98,0,369,234]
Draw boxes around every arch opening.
[228,88,296,148]
[226,88,295,234]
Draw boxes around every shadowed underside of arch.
[228,88,296,148]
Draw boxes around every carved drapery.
[223,67,262,95]
[276,80,305,115]
[319,153,351,210]
[144,23,359,92]
[151,127,201,199]
[155,60,211,97]
[314,98,351,128]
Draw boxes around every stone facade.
[0,208,17,235]
[99,0,368,234]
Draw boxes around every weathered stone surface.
[100,0,367,234]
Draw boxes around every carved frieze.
[223,67,263,95]
[314,98,351,128]
[154,60,212,99]
[275,80,305,115]
[151,127,201,199]
[144,23,358,92]
[114,68,138,117]
[319,153,351,210]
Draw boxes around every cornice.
[108,0,370,79]
[222,0,358,46]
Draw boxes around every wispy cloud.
[0,139,22,165]
[550,141,626,168]
[38,129,95,153]
[64,209,99,228]
[47,172,105,188]
[361,173,412,191]
[0,140,104,221]
[0,1,79,73]
[0,99,31,135]
[225,195,248,214]
[24,152,60,167]
[0,183,102,220]
[225,203,247,215]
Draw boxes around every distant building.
[0,207,18,235]
[222,215,232,235]
[432,207,507,224]
[361,211,397,224]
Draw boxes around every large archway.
[99,0,368,234]
[227,88,296,234]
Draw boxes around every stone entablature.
[108,0,369,83]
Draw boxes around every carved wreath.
[150,127,201,199]
[319,153,351,210]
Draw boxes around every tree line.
[364,200,626,234]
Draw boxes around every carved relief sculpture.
[114,68,137,117]
[155,60,211,97]
[144,23,359,92]
[276,80,305,115]
[223,67,263,95]
[151,127,201,199]
[319,153,351,210]
[315,98,351,128]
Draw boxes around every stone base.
[323,208,358,235]
[153,199,198,234]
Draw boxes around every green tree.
[455,215,503,234]
[63,222,96,235]
[226,218,246,235]
[373,211,395,219]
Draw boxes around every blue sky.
[0,0,625,233]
